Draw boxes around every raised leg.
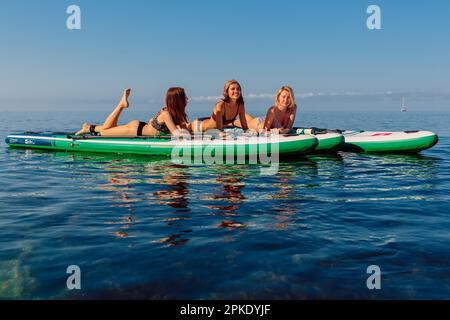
[101,88,131,129]
[75,89,131,135]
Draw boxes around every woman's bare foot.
[75,122,90,135]
[118,88,131,109]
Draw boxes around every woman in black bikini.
[75,87,189,136]
[190,80,249,132]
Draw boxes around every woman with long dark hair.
[75,87,189,136]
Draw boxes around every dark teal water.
[1,110,449,299]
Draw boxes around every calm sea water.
[0,109,449,299]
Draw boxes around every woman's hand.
[270,128,281,135]
[173,128,191,138]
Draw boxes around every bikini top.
[269,105,294,129]
[151,108,171,134]
[212,101,240,125]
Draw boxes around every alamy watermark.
[63,264,383,292]
[367,5,381,30]
[65,5,382,32]
[170,129,280,176]
[366,265,381,290]
[67,5,81,30]
[66,265,81,290]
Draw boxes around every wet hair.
[275,86,296,109]
[165,87,188,126]
[222,79,245,106]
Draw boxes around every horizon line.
[1,90,449,104]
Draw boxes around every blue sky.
[0,0,449,111]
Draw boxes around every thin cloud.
[188,91,431,101]
[147,91,450,105]
[190,95,222,102]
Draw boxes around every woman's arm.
[160,110,182,134]
[263,107,275,131]
[279,104,297,134]
[213,102,224,131]
[238,104,249,131]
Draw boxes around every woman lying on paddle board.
[236,86,297,134]
[190,80,250,133]
[75,87,190,136]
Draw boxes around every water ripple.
[1,112,450,299]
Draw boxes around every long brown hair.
[165,87,188,126]
[222,80,245,106]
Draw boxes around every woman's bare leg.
[97,120,139,136]
[233,114,257,129]
[75,122,91,135]
[75,89,130,135]
[247,118,262,131]
[199,118,216,132]
[188,120,200,133]
[187,118,215,133]
[101,88,131,129]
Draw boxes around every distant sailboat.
[400,96,407,112]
